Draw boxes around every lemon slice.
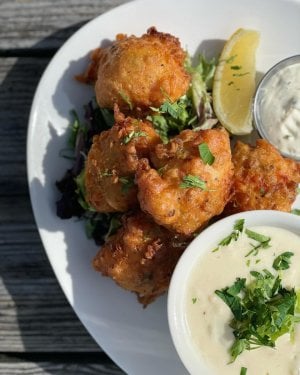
[213,28,260,135]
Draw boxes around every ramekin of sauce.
[253,55,300,160]
[168,210,300,375]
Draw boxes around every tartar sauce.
[186,225,300,375]
[256,59,300,159]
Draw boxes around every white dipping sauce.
[186,226,300,375]
[259,62,300,158]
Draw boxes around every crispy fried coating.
[85,108,160,212]
[93,211,189,305]
[136,128,233,235]
[94,27,190,111]
[225,139,300,214]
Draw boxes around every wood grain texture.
[0,354,123,374]
[0,57,100,352]
[0,0,131,51]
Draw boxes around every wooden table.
[0,1,130,373]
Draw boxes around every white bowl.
[168,210,300,375]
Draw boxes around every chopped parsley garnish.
[119,176,135,193]
[179,175,207,190]
[228,81,234,86]
[296,187,300,194]
[99,169,114,178]
[198,143,215,165]
[119,90,133,110]
[240,367,247,375]
[245,229,271,257]
[215,269,300,362]
[230,65,242,70]
[225,54,237,64]
[233,72,250,77]
[291,208,300,216]
[213,219,244,252]
[192,297,197,304]
[147,95,197,144]
[122,130,147,145]
[273,252,294,270]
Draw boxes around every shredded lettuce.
[56,100,118,245]
[186,54,218,130]
[147,54,218,143]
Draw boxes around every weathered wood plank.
[0,354,124,374]
[0,0,130,51]
[0,57,49,183]
[0,58,103,353]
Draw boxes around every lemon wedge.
[213,28,260,135]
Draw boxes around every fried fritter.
[136,128,233,235]
[85,108,160,212]
[93,211,189,305]
[225,139,300,214]
[93,27,190,111]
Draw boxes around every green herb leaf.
[273,252,294,270]
[122,130,147,145]
[147,95,197,144]
[192,297,197,304]
[215,279,245,320]
[215,270,300,362]
[75,169,95,212]
[291,208,300,216]
[179,175,207,190]
[245,229,271,257]
[245,229,270,243]
[186,54,218,129]
[213,219,244,252]
[119,176,135,193]
[233,72,250,77]
[68,110,80,149]
[240,366,247,375]
[105,215,122,240]
[119,91,133,110]
[225,55,237,64]
[231,65,242,70]
[198,143,215,165]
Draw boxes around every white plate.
[27,0,300,373]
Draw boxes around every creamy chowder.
[186,224,300,375]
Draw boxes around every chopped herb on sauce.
[245,229,271,257]
[215,269,300,362]
[273,251,294,270]
[212,219,244,252]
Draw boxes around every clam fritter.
[136,128,233,235]
[93,27,190,111]
[93,211,189,305]
[85,108,160,212]
[225,139,300,213]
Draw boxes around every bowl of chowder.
[168,210,300,375]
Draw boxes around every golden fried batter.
[94,27,190,111]
[93,211,189,305]
[225,139,300,214]
[136,128,233,235]
[85,108,160,212]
